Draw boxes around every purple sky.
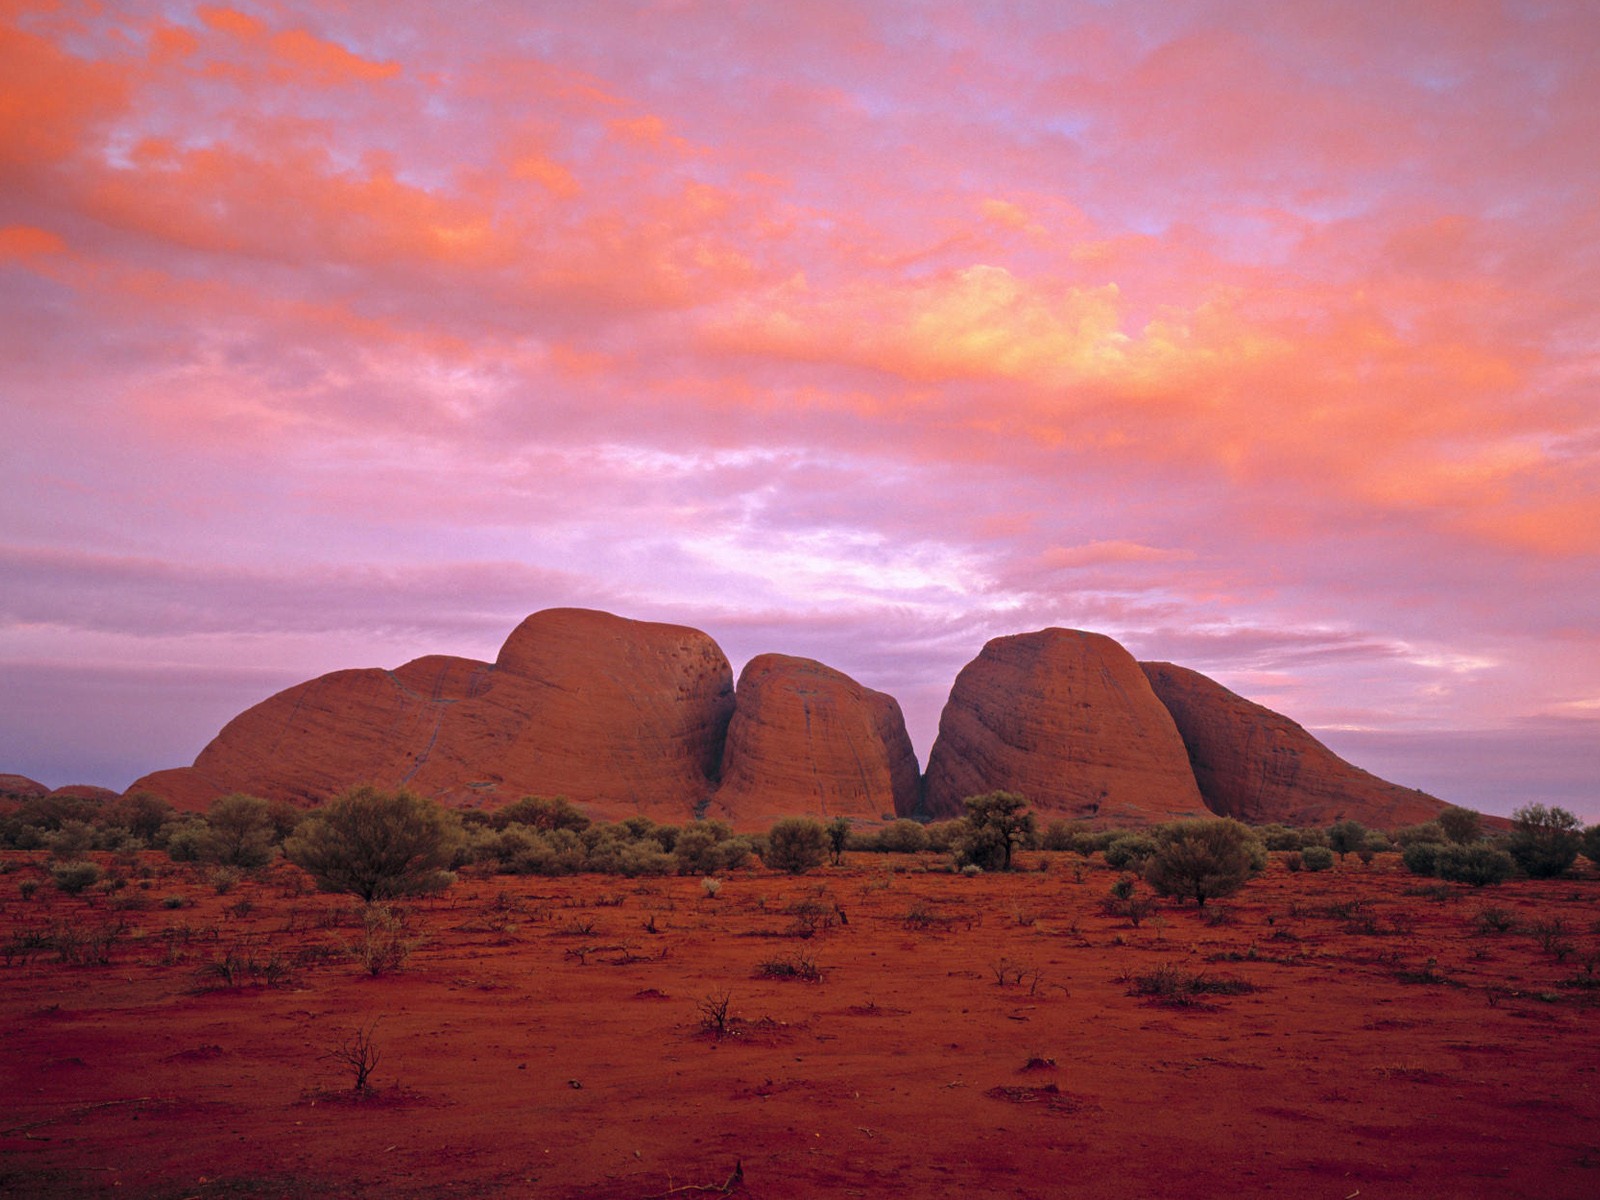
[2,1,1597,819]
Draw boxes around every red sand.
[3,852,1597,1198]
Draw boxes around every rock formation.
[116,608,1471,832]
[133,609,736,823]
[708,654,920,828]
[1140,661,1449,829]
[922,628,1211,826]
[0,774,48,800]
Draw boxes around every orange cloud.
[0,17,127,168]
[0,224,65,259]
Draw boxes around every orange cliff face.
[921,628,1212,827]
[1139,660,1450,830]
[121,610,1471,833]
[130,609,736,823]
[707,653,920,829]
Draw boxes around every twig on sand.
[642,1160,744,1197]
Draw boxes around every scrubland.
[2,846,1598,1199]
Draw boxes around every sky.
[2,1,1597,820]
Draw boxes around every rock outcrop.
[1140,661,1449,829]
[922,628,1211,826]
[136,609,736,823]
[708,654,920,828]
[0,774,49,800]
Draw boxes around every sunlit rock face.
[1140,661,1449,829]
[922,628,1211,826]
[709,653,921,829]
[136,609,737,822]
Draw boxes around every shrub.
[826,817,851,866]
[1257,824,1307,852]
[1039,820,1096,854]
[922,821,962,854]
[1283,852,1302,872]
[1300,845,1335,872]
[875,819,929,854]
[1401,841,1447,877]
[1434,844,1514,887]
[51,860,102,895]
[283,786,462,902]
[955,791,1034,872]
[674,821,751,875]
[1584,824,1600,867]
[1103,835,1156,870]
[1394,821,1446,847]
[198,794,277,869]
[1142,819,1264,907]
[1506,804,1583,879]
[1438,805,1484,845]
[1326,819,1367,860]
[765,818,829,875]
[1127,964,1258,1006]
[491,795,590,834]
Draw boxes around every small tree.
[826,816,852,866]
[1143,819,1264,907]
[1434,843,1514,887]
[1437,805,1483,845]
[200,793,278,869]
[1506,803,1583,879]
[958,792,1034,872]
[284,786,462,902]
[765,817,829,875]
[1326,819,1367,861]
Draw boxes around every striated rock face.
[138,609,735,823]
[1141,661,1449,829]
[922,629,1210,826]
[709,654,920,828]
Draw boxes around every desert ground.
[2,851,1597,1199]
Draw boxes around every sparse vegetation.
[1142,819,1264,907]
[764,817,829,875]
[1506,804,1583,879]
[955,791,1034,871]
[283,786,462,902]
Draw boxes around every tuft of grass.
[1126,964,1258,1006]
[755,953,822,982]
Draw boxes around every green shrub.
[955,792,1034,872]
[1507,804,1583,878]
[1142,819,1264,907]
[1326,819,1368,860]
[875,819,929,854]
[1401,841,1447,876]
[1434,844,1514,887]
[1257,824,1307,852]
[490,795,590,834]
[199,794,278,869]
[51,860,102,894]
[283,786,462,901]
[1103,835,1156,870]
[1300,845,1335,872]
[674,821,751,875]
[1438,805,1484,845]
[1394,821,1446,847]
[1039,820,1097,854]
[764,818,829,875]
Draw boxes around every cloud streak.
[2,1,1596,818]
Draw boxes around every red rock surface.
[1141,661,1449,829]
[47,784,119,803]
[136,609,735,823]
[0,773,49,800]
[122,767,224,813]
[922,628,1211,826]
[708,653,920,829]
